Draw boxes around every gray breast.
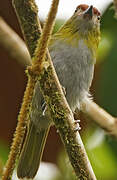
[49,39,95,111]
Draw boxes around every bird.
[17,4,101,178]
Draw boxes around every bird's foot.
[42,103,47,116]
[74,119,81,132]
[62,86,66,95]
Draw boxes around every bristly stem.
[2,0,59,179]
[2,76,37,180]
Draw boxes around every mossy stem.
[2,76,37,180]
[2,0,59,179]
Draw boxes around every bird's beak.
[84,5,93,19]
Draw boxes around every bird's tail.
[17,121,49,179]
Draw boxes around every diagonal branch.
[82,99,117,137]
[0,17,31,67]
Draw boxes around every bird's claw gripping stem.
[74,119,81,132]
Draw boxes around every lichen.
[12,0,41,57]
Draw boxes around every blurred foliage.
[0,140,9,177]
[83,126,117,180]
[97,4,117,116]
[0,140,9,164]
[53,19,65,33]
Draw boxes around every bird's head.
[55,4,101,50]
[50,4,101,57]
[72,4,101,35]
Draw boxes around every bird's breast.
[49,39,95,111]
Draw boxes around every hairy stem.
[2,76,37,180]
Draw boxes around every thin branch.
[31,0,60,70]
[82,99,117,137]
[0,17,31,67]
[2,76,37,180]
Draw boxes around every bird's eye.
[75,8,78,13]
[97,16,100,20]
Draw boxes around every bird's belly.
[49,40,95,111]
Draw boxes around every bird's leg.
[74,119,81,132]
[42,86,66,116]
[73,110,81,131]
[42,102,47,116]
[62,86,66,95]
[61,86,81,131]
